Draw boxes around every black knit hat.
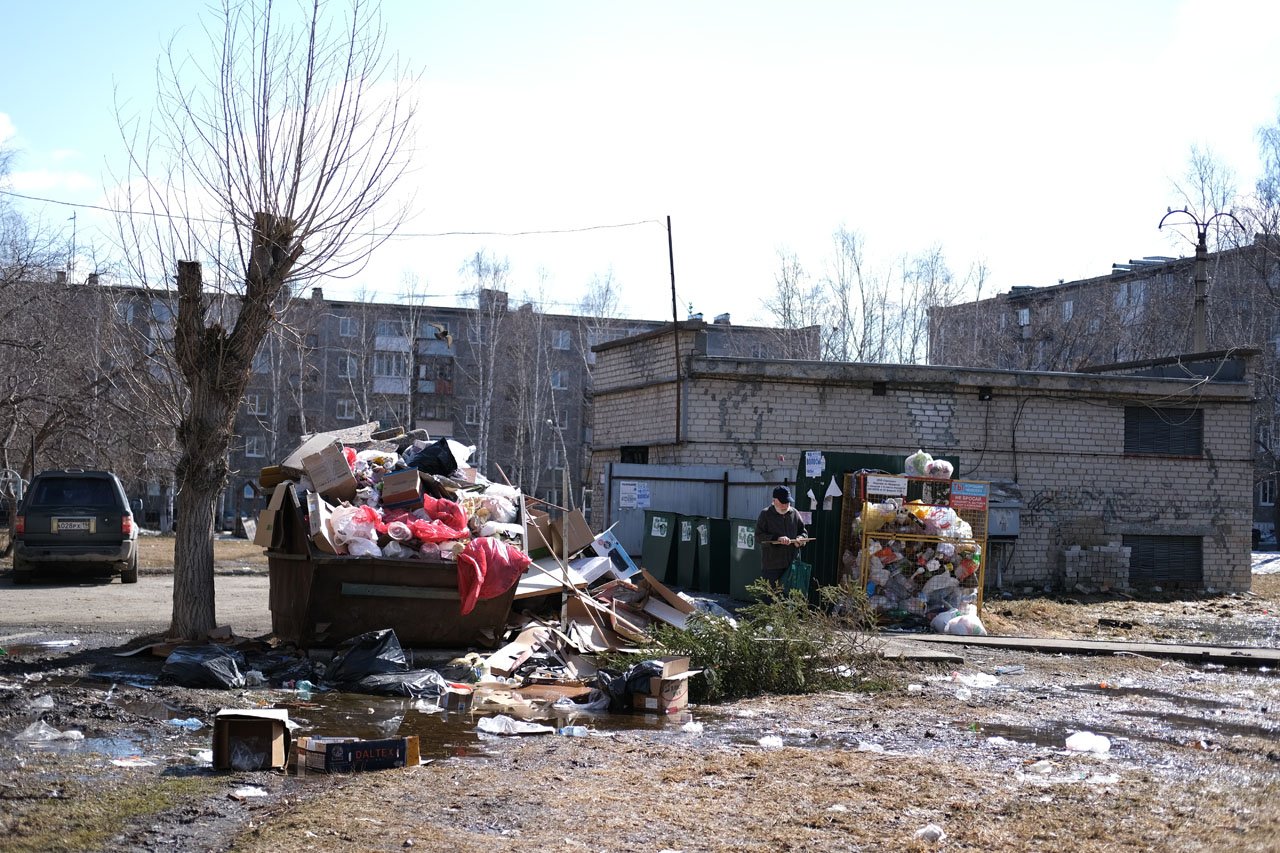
[772,486,792,504]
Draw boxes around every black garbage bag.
[245,650,319,686]
[161,645,247,689]
[341,669,449,699]
[598,659,666,712]
[326,629,410,683]
[403,438,460,476]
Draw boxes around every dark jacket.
[756,506,807,572]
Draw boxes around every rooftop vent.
[713,313,730,325]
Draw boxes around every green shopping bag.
[780,558,812,598]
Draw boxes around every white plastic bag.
[347,538,381,558]
[904,449,933,477]
[931,608,961,634]
[944,604,988,636]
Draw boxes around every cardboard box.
[380,469,423,507]
[294,735,420,773]
[253,485,289,548]
[550,509,595,558]
[306,491,341,555]
[632,674,696,714]
[213,709,291,771]
[524,506,555,555]
[280,422,380,471]
[302,443,357,503]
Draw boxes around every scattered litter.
[26,695,56,711]
[1086,774,1120,785]
[906,684,923,694]
[954,687,972,701]
[757,735,784,749]
[1065,731,1111,754]
[986,736,1016,747]
[230,786,269,800]
[827,804,848,813]
[914,824,947,843]
[165,718,205,730]
[857,741,885,753]
[558,726,590,737]
[15,721,83,743]
[1028,760,1055,774]
[681,721,705,734]
[953,672,1000,688]
[476,715,555,736]
[111,756,157,767]
[993,665,1025,675]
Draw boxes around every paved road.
[0,573,273,638]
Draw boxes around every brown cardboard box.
[380,469,422,506]
[632,673,696,714]
[294,735,420,773]
[213,708,290,771]
[253,485,289,548]
[302,443,357,503]
[306,491,341,555]
[550,509,595,558]
[524,506,555,555]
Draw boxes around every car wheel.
[121,556,139,584]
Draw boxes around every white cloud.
[10,169,96,193]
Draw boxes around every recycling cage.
[674,514,700,591]
[640,510,678,583]
[848,473,989,627]
[728,517,762,600]
[697,517,731,595]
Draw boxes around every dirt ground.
[1,543,1279,851]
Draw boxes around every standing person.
[756,486,806,583]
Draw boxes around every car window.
[29,477,119,508]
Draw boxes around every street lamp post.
[1158,207,1244,352]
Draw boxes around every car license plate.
[54,518,95,533]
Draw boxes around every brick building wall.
[593,327,1255,592]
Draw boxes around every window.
[245,393,268,416]
[251,346,271,374]
[338,354,357,378]
[553,408,569,429]
[1062,300,1074,322]
[337,399,356,420]
[1088,318,1101,335]
[373,352,407,378]
[620,445,649,464]
[1123,534,1202,588]
[547,446,565,469]
[304,333,318,348]
[244,435,265,458]
[1259,422,1273,450]
[339,316,356,337]
[999,313,1008,331]
[1123,407,1203,457]
[465,404,481,425]
[551,369,569,390]
[376,318,407,337]
[552,329,571,350]
[1259,478,1277,507]
[382,400,409,424]
[1016,308,1030,327]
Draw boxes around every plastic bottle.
[297,680,315,700]
[558,725,589,737]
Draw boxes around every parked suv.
[11,469,138,584]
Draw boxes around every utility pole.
[1159,207,1244,352]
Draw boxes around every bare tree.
[112,0,415,639]
[761,250,827,359]
[457,251,510,477]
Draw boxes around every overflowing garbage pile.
[847,451,987,635]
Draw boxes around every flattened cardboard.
[524,506,555,555]
[253,485,289,548]
[640,568,696,615]
[296,735,420,773]
[302,443,357,503]
[487,626,550,677]
[514,557,588,599]
[213,708,290,771]
[380,469,423,506]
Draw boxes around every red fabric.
[456,536,532,615]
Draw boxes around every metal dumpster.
[264,484,516,649]
[640,510,677,583]
[728,517,762,600]
[674,514,700,591]
[696,517,731,595]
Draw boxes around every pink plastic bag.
[422,494,467,530]
[456,537,532,615]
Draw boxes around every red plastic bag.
[407,517,468,544]
[352,504,387,536]
[342,446,357,468]
[457,537,532,616]
[422,494,467,530]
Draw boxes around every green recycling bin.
[641,510,677,583]
[697,517,731,595]
[674,515,700,591]
[728,517,762,600]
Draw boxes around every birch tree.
[113,0,415,639]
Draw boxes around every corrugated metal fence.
[601,463,795,555]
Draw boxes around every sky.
[3,0,1280,323]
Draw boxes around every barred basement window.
[1123,407,1203,457]
[1123,535,1202,588]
